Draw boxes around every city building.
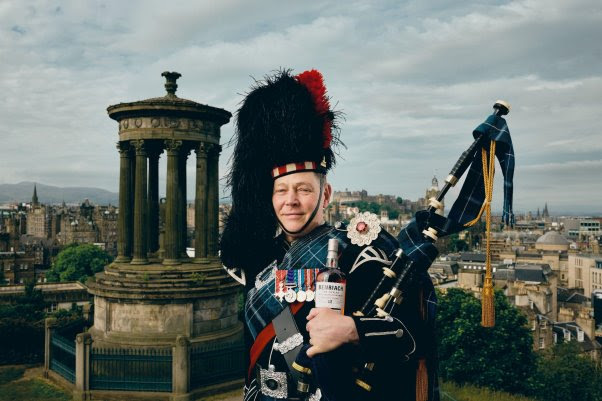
[0,249,36,285]
[494,263,557,321]
[568,254,602,295]
[498,230,571,286]
[532,316,601,360]
[456,252,489,290]
[0,281,91,312]
[428,259,459,285]
[562,218,601,240]
[26,186,51,238]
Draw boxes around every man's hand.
[305,307,359,358]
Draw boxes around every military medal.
[285,269,297,303]
[276,282,286,302]
[305,269,316,302]
[275,270,287,302]
[296,269,306,302]
[285,289,297,303]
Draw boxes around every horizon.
[2,180,600,217]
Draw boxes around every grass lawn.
[441,381,537,401]
[0,366,71,401]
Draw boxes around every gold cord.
[462,141,496,327]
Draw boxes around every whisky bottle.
[315,238,346,314]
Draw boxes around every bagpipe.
[293,101,515,401]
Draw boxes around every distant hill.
[0,182,118,205]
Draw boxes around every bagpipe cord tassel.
[461,141,496,327]
[416,358,429,401]
[482,141,496,327]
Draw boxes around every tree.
[437,288,536,395]
[396,196,403,204]
[46,243,112,283]
[532,342,602,401]
[0,280,47,364]
[448,233,469,252]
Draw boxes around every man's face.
[272,171,331,241]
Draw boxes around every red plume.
[296,69,332,148]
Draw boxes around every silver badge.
[259,367,288,398]
[296,290,307,302]
[274,333,304,354]
[305,289,315,302]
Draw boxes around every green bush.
[531,342,602,401]
[437,288,536,395]
[46,243,112,283]
[0,285,86,364]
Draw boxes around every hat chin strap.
[276,182,325,236]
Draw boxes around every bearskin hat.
[220,69,340,280]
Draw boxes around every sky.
[1,0,601,215]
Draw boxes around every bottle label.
[315,282,346,311]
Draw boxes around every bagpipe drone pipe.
[293,101,515,401]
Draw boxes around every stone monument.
[85,72,240,399]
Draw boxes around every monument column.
[148,146,162,255]
[131,140,148,264]
[207,144,221,258]
[178,146,190,258]
[116,141,133,262]
[164,139,182,265]
[193,142,208,262]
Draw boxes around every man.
[220,69,439,401]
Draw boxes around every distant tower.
[426,175,444,215]
[543,203,549,219]
[537,208,540,219]
[431,175,439,189]
[32,184,39,207]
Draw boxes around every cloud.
[0,0,601,214]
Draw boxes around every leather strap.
[273,305,305,385]
[248,302,304,380]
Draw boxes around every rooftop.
[536,231,570,246]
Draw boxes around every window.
[539,337,545,349]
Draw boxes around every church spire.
[543,203,549,218]
[32,184,39,207]
[431,175,439,190]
